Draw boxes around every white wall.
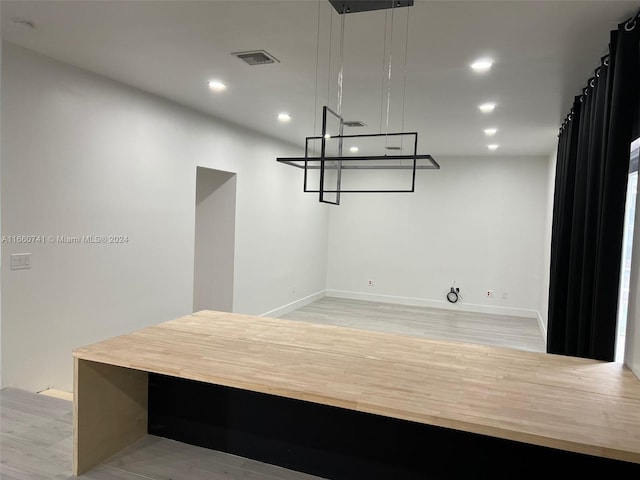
[537,150,557,337]
[326,155,549,319]
[0,6,3,386]
[1,43,329,392]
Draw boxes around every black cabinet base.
[148,374,639,479]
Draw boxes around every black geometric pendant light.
[277,0,439,205]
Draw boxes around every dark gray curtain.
[547,15,640,361]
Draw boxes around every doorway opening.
[193,167,237,313]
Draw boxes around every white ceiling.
[2,0,639,157]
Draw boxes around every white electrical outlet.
[486,289,495,298]
[368,280,374,287]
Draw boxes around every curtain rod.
[560,10,638,130]
[559,9,639,132]
[626,6,640,30]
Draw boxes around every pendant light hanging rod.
[400,6,410,150]
[379,9,389,134]
[326,5,333,112]
[313,0,322,138]
[384,0,395,147]
[337,10,345,116]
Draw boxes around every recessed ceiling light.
[277,113,292,122]
[208,80,227,92]
[478,102,496,113]
[471,58,493,73]
[349,146,359,153]
[487,144,499,151]
[324,133,331,139]
[484,128,498,136]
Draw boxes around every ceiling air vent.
[342,120,367,127]
[232,50,280,66]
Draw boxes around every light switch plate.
[10,253,32,270]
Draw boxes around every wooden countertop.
[73,310,640,464]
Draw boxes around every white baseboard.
[536,311,548,342]
[326,289,540,319]
[38,388,73,402]
[261,290,326,318]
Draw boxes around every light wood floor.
[280,297,546,353]
[0,388,323,480]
